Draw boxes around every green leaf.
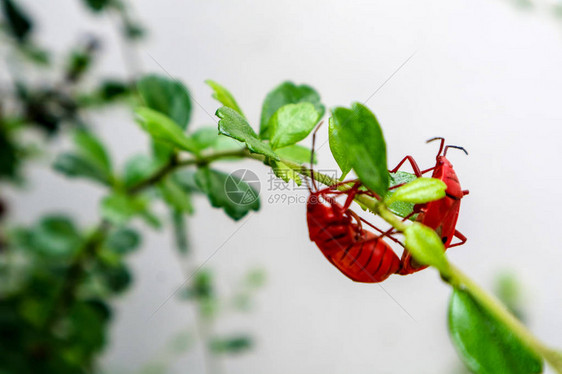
[192,270,214,300]
[53,130,113,185]
[137,74,192,129]
[24,215,82,257]
[181,270,216,318]
[269,103,320,149]
[275,144,316,164]
[135,107,198,153]
[270,160,302,185]
[139,363,167,374]
[330,103,388,197]
[448,289,543,374]
[385,177,446,205]
[205,80,245,117]
[168,331,193,354]
[141,210,162,229]
[386,199,414,219]
[19,43,50,65]
[152,141,175,166]
[122,19,145,41]
[105,227,141,255]
[192,127,219,151]
[260,81,324,139]
[328,116,352,179]
[66,49,93,82]
[81,0,111,12]
[216,107,279,160]
[172,209,189,254]
[159,177,194,214]
[246,268,266,288]
[65,301,107,353]
[210,335,253,354]
[20,298,48,328]
[213,135,244,153]
[0,128,18,179]
[100,193,146,225]
[122,154,159,189]
[73,130,112,175]
[173,170,202,193]
[79,80,132,106]
[194,167,259,220]
[99,79,130,101]
[53,153,111,185]
[404,222,449,274]
[94,262,132,294]
[389,171,417,187]
[387,171,417,218]
[1,0,33,41]
[494,272,525,321]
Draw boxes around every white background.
[6,0,562,373]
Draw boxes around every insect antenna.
[309,121,324,192]
[444,145,468,157]
[426,137,445,157]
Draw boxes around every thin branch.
[126,149,248,194]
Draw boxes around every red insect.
[306,126,401,283]
[307,184,402,283]
[390,137,469,275]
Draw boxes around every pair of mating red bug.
[306,135,469,283]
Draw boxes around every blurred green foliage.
[0,215,137,373]
[0,1,263,373]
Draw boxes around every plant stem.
[126,149,249,194]
[127,155,180,194]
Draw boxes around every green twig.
[126,149,248,194]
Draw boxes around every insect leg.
[420,166,436,174]
[310,121,325,191]
[448,230,467,248]
[389,156,423,176]
[358,217,404,247]
[315,179,360,196]
[346,209,365,240]
[342,181,363,211]
[384,211,416,234]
